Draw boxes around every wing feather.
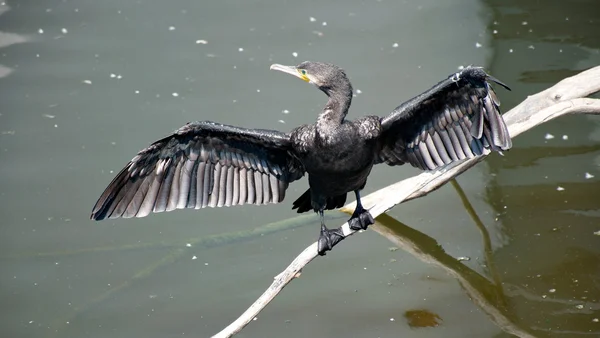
[377,66,511,170]
[91,121,305,220]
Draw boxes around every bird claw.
[348,209,374,231]
[317,227,345,256]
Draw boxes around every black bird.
[91,62,511,255]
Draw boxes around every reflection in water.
[484,0,600,335]
[373,201,537,337]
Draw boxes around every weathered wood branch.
[212,66,600,338]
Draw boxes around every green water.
[0,0,599,337]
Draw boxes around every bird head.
[270,61,352,99]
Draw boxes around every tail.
[292,189,347,213]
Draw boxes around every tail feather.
[292,189,347,213]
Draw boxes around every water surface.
[0,0,599,337]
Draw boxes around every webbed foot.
[317,226,345,256]
[348,208,374,231]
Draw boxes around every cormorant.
[91,62,511,255]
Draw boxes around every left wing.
[376,66,512,170]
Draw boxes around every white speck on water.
[61,28,68,34]
[278,120,285,124]
[292,52,298,57]
[282,109,289,114]
[256,89,260,93]
[542,294,547,299]
[168,26,176,31]
[43,114,55,119]
[565,17,569,21]
[309,17,316,22]
[38,29,44,34]
[172,92,179,97]
[322,22,327,26]
[134,90,140,94]
[559,49,563,53]
[83,79,92,85]
[392,42,399,48]
[192,256,197,260]
[493,30,498,34]
[545,133,554,140]
[475,42,482,48]
[238,47,244,52]
[356,89,362,94]
[549,289,556,293]
[528,45,535,50]
[29,321,33,324]
[556,186,565,191]
[509,49,514,53]
[110,73,116,78]
[562,135,568,140]
[522,21,528,25]
[116,74,122,79]
[109,170,114,174]
[390,318,395,322]
[54,124,58,128]
[458,65,465,70]
[253,317,257,321]
[585,172,594,179]
[593,230,600,236]
[186,243,191,247]
[576,304,584,309]
[593,318,599,322]
[204,262,209,266]
[195,39,207,44]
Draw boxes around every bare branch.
[212,66,600,338]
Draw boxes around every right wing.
[376,66,512,170]
[91,121,305,220]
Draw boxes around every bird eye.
[300,69,307,75]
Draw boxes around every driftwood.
[212,66,600,338]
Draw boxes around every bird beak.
[270,64,310,82]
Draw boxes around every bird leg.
[348,190,374,231]
[317,210,345,256]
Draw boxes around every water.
[0,0,599,337]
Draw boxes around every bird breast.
[305,132,375,175]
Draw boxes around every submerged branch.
[212,66,600,338]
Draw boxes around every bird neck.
[316,82,353,139]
